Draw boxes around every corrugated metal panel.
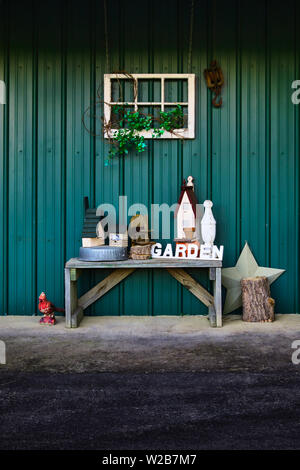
[0,0,8,315]
[7,0,36,314]
[269,1,299,313]
[36,0,65,313]
[0,0,299,315]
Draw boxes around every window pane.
[111,79,121,102]
[136,106,161,129]
[111,79,135,102]
[138,79,161,102]
[164,79,188,102]
[163,105,188,129]
[110,105,135,128]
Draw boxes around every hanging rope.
[203,0,224,107]
[104,0,110,73]
[187,0,195,73]
[212,0,216,56]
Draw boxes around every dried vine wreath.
[82,72,185,165]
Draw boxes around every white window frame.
[104,73,195,139]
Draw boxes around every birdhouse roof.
[175,179,199,217]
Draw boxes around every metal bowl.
[79,246,128,262]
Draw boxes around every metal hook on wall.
[204,60,224,108]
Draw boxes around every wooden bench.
[64,258,223,328]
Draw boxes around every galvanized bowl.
[79,246,128,261]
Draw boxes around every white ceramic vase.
[201,200,216,246]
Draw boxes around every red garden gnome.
[38,292,65,325]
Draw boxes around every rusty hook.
[212,89,223,108]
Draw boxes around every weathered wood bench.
[64,258,222,328]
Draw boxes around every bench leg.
[71,306,84,328]
[65,268,82,328]
[208,305,216,327]
[208,268,216,327]
[215,267,222,327]
[208,267,222,327]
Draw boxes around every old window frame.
[104,73,195,139]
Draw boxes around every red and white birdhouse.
[174,176,203,241]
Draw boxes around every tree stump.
[241,276,275,322]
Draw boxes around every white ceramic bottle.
[201,200,216,246]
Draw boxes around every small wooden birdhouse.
[81,197,105,247]
[109,224,128,247]
[174,176,203,241]
[128,215,151,245]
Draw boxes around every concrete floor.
[1,314,300,449]
[1,314,300,372]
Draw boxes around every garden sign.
[151,243,224,260]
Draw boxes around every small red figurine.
[38,292,65,325]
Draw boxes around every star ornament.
[222,242,285,314]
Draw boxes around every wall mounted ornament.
[204,60,224,108]
[221,243,285,314]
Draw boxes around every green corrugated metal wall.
[0,0,299,315]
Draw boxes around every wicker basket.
[130,243,152,260]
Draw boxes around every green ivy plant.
[105,104,184,165]
[159,105,185,131]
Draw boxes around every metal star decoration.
[222,242,285,314]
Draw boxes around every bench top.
[65,257,222,269]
